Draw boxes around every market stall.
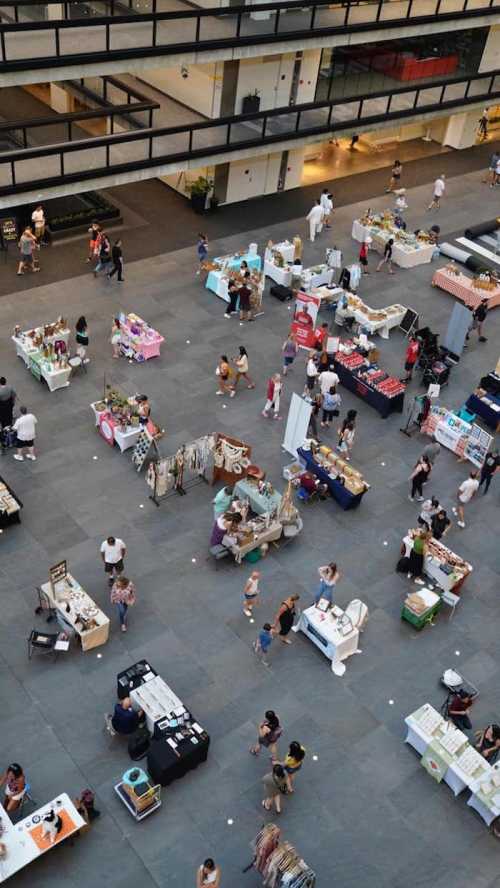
[12,320,72,392]
[0,475,22,528]
[332,341,406,418]
[116,312,164,361]
[233,477,282,516]
[432,265,500,310]
[352,214,434,268]
[212,433,252,486]
[116,659,210,787]
[333,292,406,339]
[297,444,369,510]
[264,240,295,285]
[0,794,86,882]
[421,404,493,467]
[38,559,109,652]
[146,434,215,504]
[205,246,261,302]
[313,284,344,308]
[293,603,363,675]
[300,264,334,290]
[404,703,493,798]
[230,518,283,564]
[466,377,500,432]
[225,474,301,563]
[91,385,162,455]
[402,531,472,595]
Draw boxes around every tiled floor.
[0,165,499,887]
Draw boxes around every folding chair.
[69,347,88,376]
[27,629,59,662]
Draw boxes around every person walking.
[253,622,274,666]
[485,150,499,186]
[0,377,16,432]
[224,280,240,319]
[401,336,420,383]
[216,355,234,397]
[13,406,37,461]
[318,364,339,396]
[303,351,319,396]
[196,233,208,275]
[452,471,479,527]
[93,232,111,277]
[376,238,395,274]
[250,710,282,758]
[262,374,282,419]
[282,333,298,375]
[359,240,370,274]
[478,449,499,494]
[320,189,333,228]
[306,200,324,242]
[321,387,341,428]
[280,741,306,793]
[233,346,255,390]
[273,594,299,645]
[87,222,100,262]
[107,239,124,282]
[110,317,122,358]
[385,160,402,193]
[427,174,446,210]
[337,418,355,460]
[314,562,341,604]
[196,858,221,888]
[242,570,261,617]
[75,316,89,350]
[100,536,126,586]
[17,228,38,275]
[110,575,136,633]
[262,764,289,814]
[408,454,432,502]
[467,298,489,343]
[31,205,45,242]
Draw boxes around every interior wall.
[234,54,295,114]
[140,63,223,118]
[295,50,322,105]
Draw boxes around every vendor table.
[432,267,500,310]
[402,534,472,595]
[297,447,367,510]
[300,264,334,290]
[40,573,109,651]
[333,358,405,418]
[264,241,295,265]
[117,660,210,787]
[421,405,492,468]
[13,334,72,392]
[214,251,261,273]
[233,478,282,515]
[90,402,142,452]
[118,313,164,361]
[465,392,500,432]
[231,520,283,564]
[293,604,360,675]
[314,285,344,307]
[0,476,22,528]
[205,269,230,302]
[352,219,434,268]
[0,794,85,883]
[264,261,292,287]
[334,296,406,339]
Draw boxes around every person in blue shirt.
[110,697,144,735]
[196,233,208,275]
[253,623,274,666]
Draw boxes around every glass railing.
[1,68,499,197]
[1,0,499,70]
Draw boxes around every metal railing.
[1,0,499,71]
[1,68,499,197]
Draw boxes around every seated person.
[0,763,26,813]
[297,471,328,500]
[210,512,242,550]
[431,508,451,540]
[476,724,500,762]
[447,691,474,732]
[230,498,249,521]
[111,697,145,735]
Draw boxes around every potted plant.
[242,90,260,115]
[186,176,213,214]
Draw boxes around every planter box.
[242,95,260,114]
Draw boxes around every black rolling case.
[270,284,293,302]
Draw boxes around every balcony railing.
[1,68,499,197]
[1,0,499,72]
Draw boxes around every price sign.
[0,217,18,243]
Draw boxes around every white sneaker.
[416,496,424,502]
[408,496,414,501]
[229,391,236,398]
[216,391,223,396]
[243,608,252,617]
[414,578,425,585]
[26,454,36,460]
[14,454,24,461]
[457,521,465,528]
[452,507,458,515]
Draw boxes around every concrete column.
[49,82,71,113]
[479,24,500,73]
[442,111,479,149]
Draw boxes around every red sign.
[291,292,321,350]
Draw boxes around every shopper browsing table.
[430,509,451,541]
[318,366,339,395]
[13,406,37,461]
[417,496,440,530]
[479,449,499,494]
[197,859,221,888]
[100,536,126,585]
[314,563,341,604]
[452,471,479,528]
[0,763,26,813]
[376,238,395,274]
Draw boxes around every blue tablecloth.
[214,252,261,272]
[465,393,500,431]
[233,478,282,515]
[297,448,366,511]
[333,359,405,419]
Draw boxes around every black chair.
[27,629,59,662]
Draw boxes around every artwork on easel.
[131,429,161,473]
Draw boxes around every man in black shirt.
[108,239,124,282]
[479,449,499,494]
[471,298,489,342]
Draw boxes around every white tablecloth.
[12,336,72,392]
[264,261,292,286]
[293,605,360,674]
[300,266,334,290]
[130,674,184,733]
[351,220,434,268]
[265,242,295,264]
[402,535,471,595]
[314,285,344,305]
[90,403,142,453]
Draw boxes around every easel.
[399,307,419,338]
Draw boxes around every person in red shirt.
[262,374,282,420]
[401,337,420,382]
[313,323,329,351]
[359,241,370,274]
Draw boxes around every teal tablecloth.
[234,479,282,516]
[213,253,261,272]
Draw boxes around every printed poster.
[291,292,321,350]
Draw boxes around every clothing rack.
[147,435,215,506]
[243,823,316,887]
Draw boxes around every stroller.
[439,669,479,720]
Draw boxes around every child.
[253,623,274,666]
[243,570,261,617]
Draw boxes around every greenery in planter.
[186,176,213,198]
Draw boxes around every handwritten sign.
[0,217,18,243]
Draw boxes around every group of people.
[306,188,334,241]
[215,347,256,397]
[88,222,124,281]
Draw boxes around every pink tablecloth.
[432,268,500,309]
